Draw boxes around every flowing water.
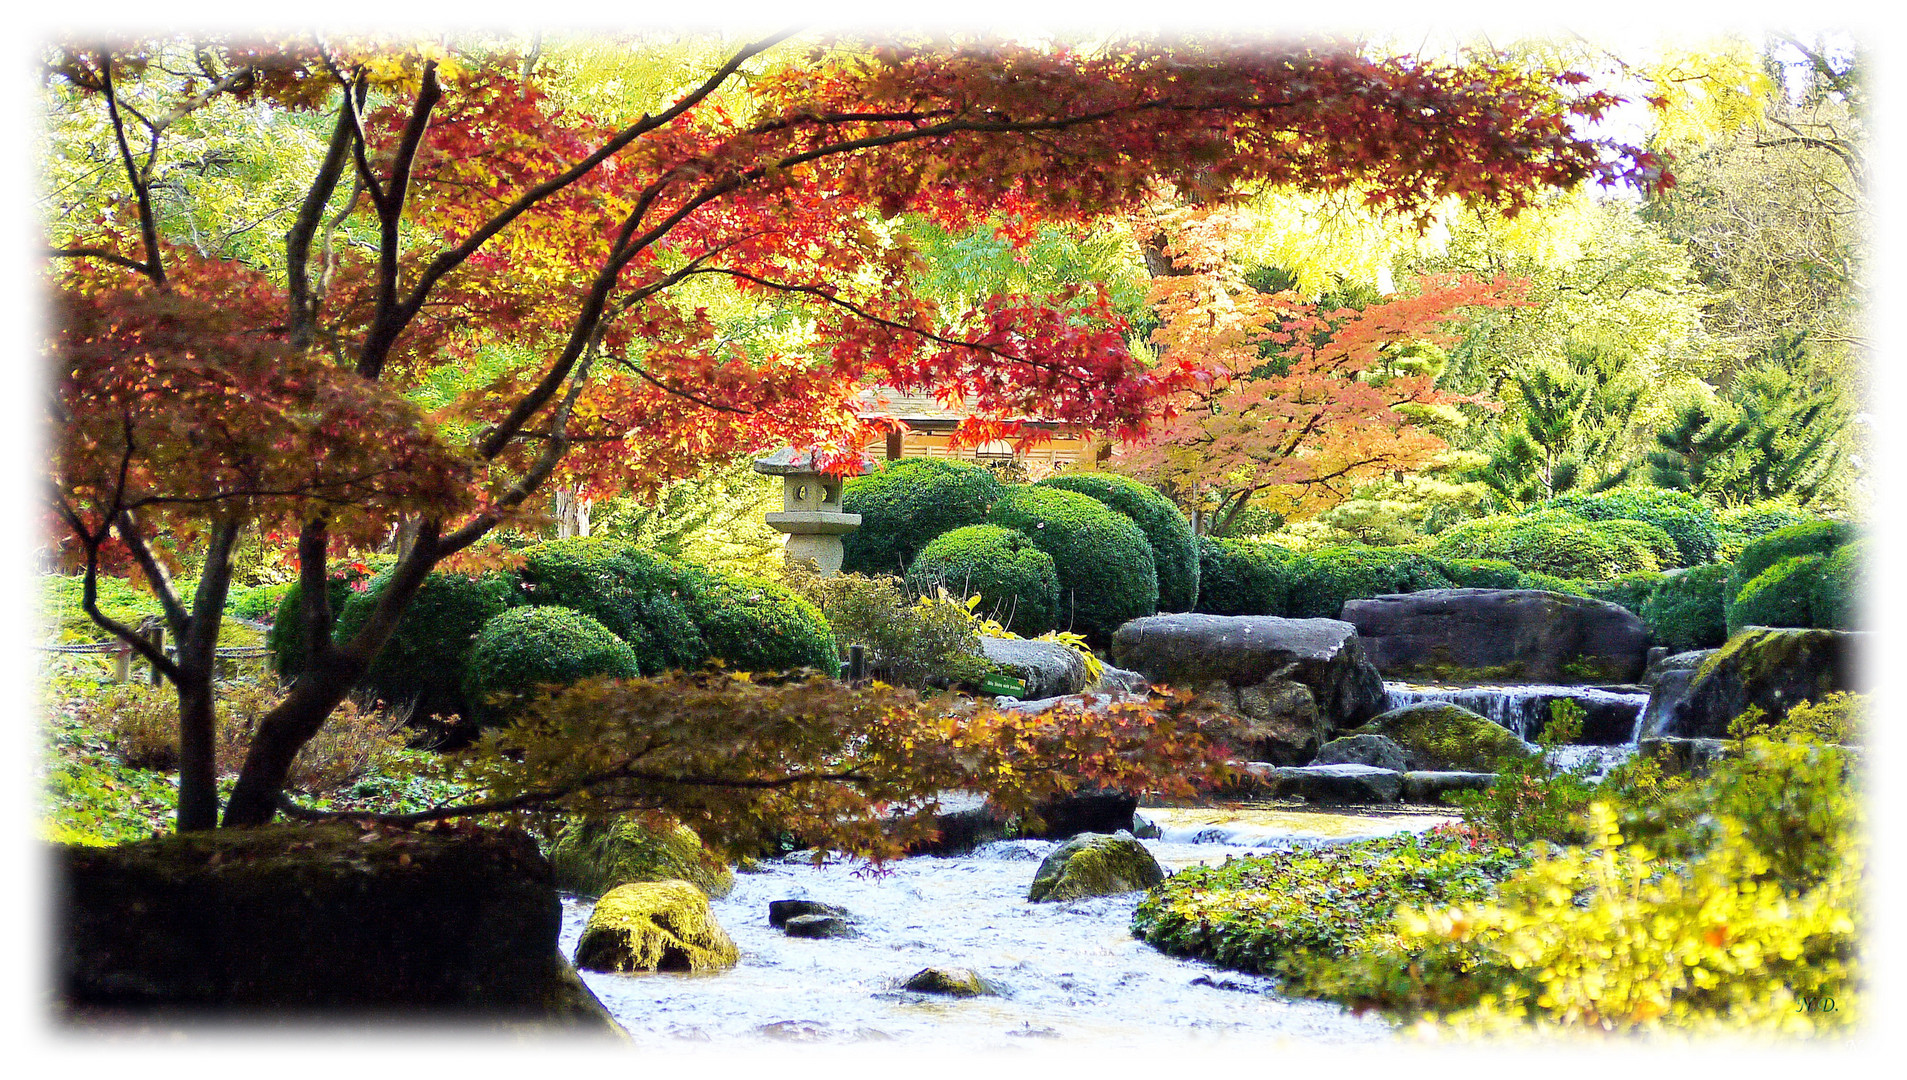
[558,807,1452,1048]
[1383,681,1652,745]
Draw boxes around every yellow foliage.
[1641,41,1780,151]
[573,879,739,973]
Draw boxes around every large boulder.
[1026,832,1165,903]
[1110,614,1386,753]
[1341,588,1649,684]
[56,824,618,1030]
[547,817,733,899]
[574,880,738,974]
[1641,627,1864,739]
[1021,790,1139,840]
[1350,702,1535,773]
[1240,763,1404,803]
[980,636,1089,698]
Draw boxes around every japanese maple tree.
[44,33,1662,830]
[1115,203,1526,534]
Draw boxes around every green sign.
[980,673,1027,698]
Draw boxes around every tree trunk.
[173,519,241,831]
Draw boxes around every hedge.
[1037,472,1199,612]
[1728,520,1858,603]
[1432,558,1524,591]
[986,485,1158,640]
[1428,510,1664,581]
[1726,554,1825,637]
[1284,546,1454,620]
[266,555,396,681]
[682,576,839,674]
[1642,564,1731,653]
[1194,537,1297,617]
[1580,571,1664,617]
[462,606,642,727]
[840,458,1004,576]
[1811,540,1863,631]
[332,568,521,718]
[1547,488,1720,567]
[1715,503,1815,562]
[905,524,1062,634]
[518,537,710,674]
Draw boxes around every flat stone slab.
[1342,588,1648,684]
[1239,762,1403,804]
[1111,614,1386,731]
[1400,771,1497,801]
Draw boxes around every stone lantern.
[753,448,870,576]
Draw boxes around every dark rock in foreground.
[1637,736,1735,777]
[768,898,850,928]
[782,913,856,939]
[56,823,619,1031]
[1341,588,1648,684]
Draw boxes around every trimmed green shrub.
[1433,558,1524,590]
[1581,571,1663,617]
[1811,541,1863,630]
[266,556,395,681]
[1194,537,1297,617]
[1729,520,1857,602]
[1598,519,1680,573]
[1514,571,1590,597]
[1716,503,1815,562]
[1429,510,1663,581]
[1284,546,1454,620]
[519,537,709,674]
[905,524,1061,634]
[1642,564,1731,653]
[332,568,520,718]
[462,607,641,727]
[1548,488,1720,567]
[1038,472,1199,612]
[682,576,839,674]
[1727,554,1826,636]
[840,459,1004,576]
[986,485,1157,640]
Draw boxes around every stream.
[558,806,1450,1048]
[558,679,1653,1046]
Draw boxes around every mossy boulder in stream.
[1027,831,1165,902]
[574,880,739,973]
[1647,627,1864,739]
[1351,702,1534,773]
[55,823,618,1029]
[548,817,733,899]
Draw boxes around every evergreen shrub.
[1433,558,1524,590]
[1037,472,1199,612]
[1728,520,1857,601]
[1429,510,1663,581]
[1642,564,1731,653]
[840,458,1004,576]
[266,555,396,680]
[1581,570,1663,617]
[1727,554,1826,636]
[332,568,521,718]
[462,607,641,727]
[1548,488,1720,567]
[1810,540,1863,631]
[904,524,1061,634]
[519,537,709,673]
[986,485,1157,640]
[683,576,839,674]
[1284,546,1453,619]
[1193,537,1296,617]
[1715,503,1814,562]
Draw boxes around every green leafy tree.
[1468,338,1644,507]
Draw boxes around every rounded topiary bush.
[1429,510,1662,581]
[1433,557,1524,590]
[518,537,710,674]
[840,459,1004,576]
[1284,546,1454,620]
[1514,571,1590,597]
[332,568,521,718]
[905,524,1062,634]
[1547,488,1720,567]
[1581,570,1663,617]
[986,485,1157,640]
[1194,537,1297,617]
[1642,563,1731,653]
[266,556,394,681]
[1728,520,1858,602]
[684,576,839,674]
[1811,540,1863,631]
[1716,503,1815,562]
[1726,554,1826,637]
[463,606,642,726]
[1037,472,1198,612]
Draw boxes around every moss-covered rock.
[1352,702,1534,773]
[1026,831,1165,902]
[574,880,739,973]
[1662,627,1865,739]
[900,967,1003,996]
[56,823,617,1029]
[547,817,733,900]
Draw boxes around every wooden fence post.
[145,625,165,686]
[113,642,131,684]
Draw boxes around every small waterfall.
[1383,682,1651,746]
